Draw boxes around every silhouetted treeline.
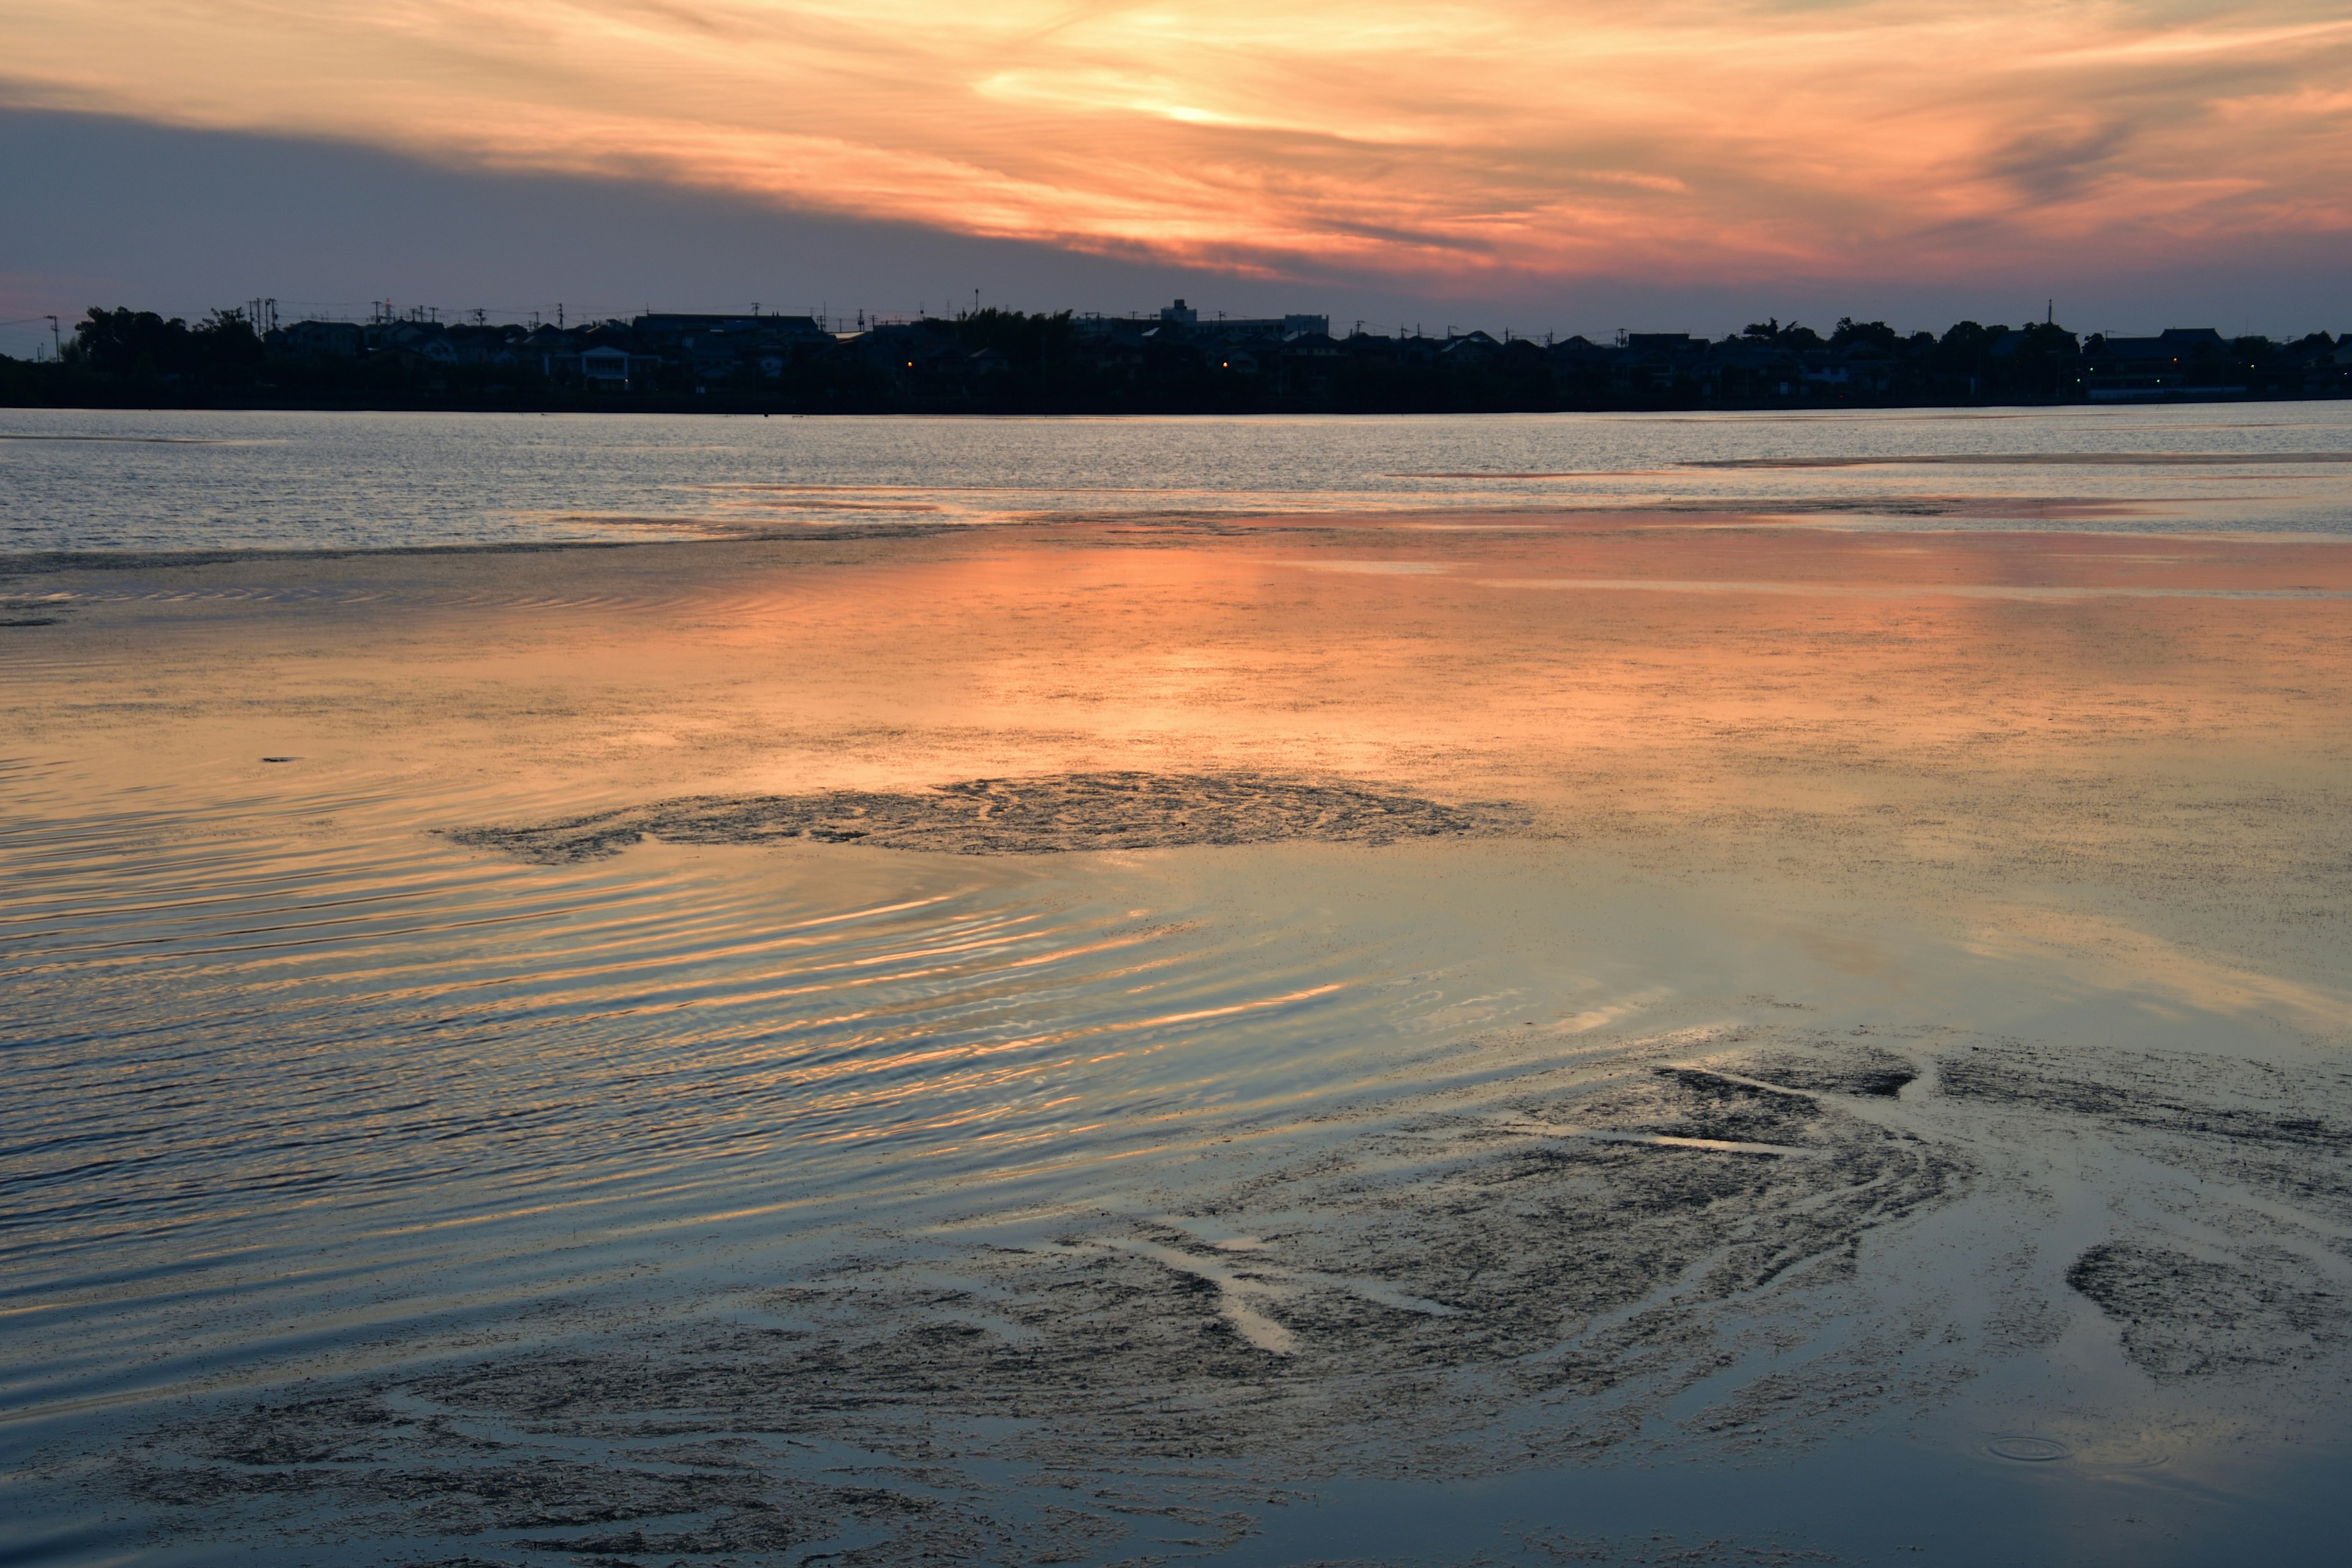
[4,303,2346,413]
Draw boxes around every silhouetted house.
[359,318,526,369]
[362,320,466,368]
[1800,352,1849,392]
[1616,332,1705,393]
[839,325,1014,396]
[271,320,363,360]
[578,344,633,385]
[2275,333,2346,394]
[1158,301,1331,344]
[1541,334,1612,398]
[1066,315,1156,380]
[1438,330,1503,369]
[1839,341,1896,395]
[2087,328,2242,401]
[1125,324,1210,375]
[1385,332,1444,368]
[542,336,662,390]
[372,320,457,360]
[516,324,575,366]
[443,325,526,367]
[1701,338,1801,399]
[631,313,829,385]
[1270,330,1343,394]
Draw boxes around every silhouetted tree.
[191,308,265,368]
[954,308,1075,368]
[1739,317,1822,350]
[68,306,264,380]
[1830,317,1900,352]
[69,307,191,375]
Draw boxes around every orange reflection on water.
[20,514,2348,826]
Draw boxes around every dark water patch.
[450,772,1530,862]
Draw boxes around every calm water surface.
[4,405,2349,1564]
[5,404,2352,551]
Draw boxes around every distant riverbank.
[11,304,2347,415]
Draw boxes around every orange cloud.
[4,0,2348,287]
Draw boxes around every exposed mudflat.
[1939,1039,2352,1383]
[72,1014,2352,1564]
[2066,1243,2348,1379]
[101,1030,1966,1562]
[450,772,1528,861]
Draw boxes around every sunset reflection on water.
[6,413,2351,1564]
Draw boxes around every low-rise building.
[269,320,364,360]
[2087,328,2243,401]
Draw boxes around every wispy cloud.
[2,0,2346,287]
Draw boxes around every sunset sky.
[4,0,2350,334]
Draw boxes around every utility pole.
[45,315,59,358]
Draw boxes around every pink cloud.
[2,0,2346,288]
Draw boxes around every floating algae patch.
[450,771,1529,862]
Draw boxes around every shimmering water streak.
[0,764,1483,1420]
[6,404,2352,552]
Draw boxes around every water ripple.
[0,776,1436,1421]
